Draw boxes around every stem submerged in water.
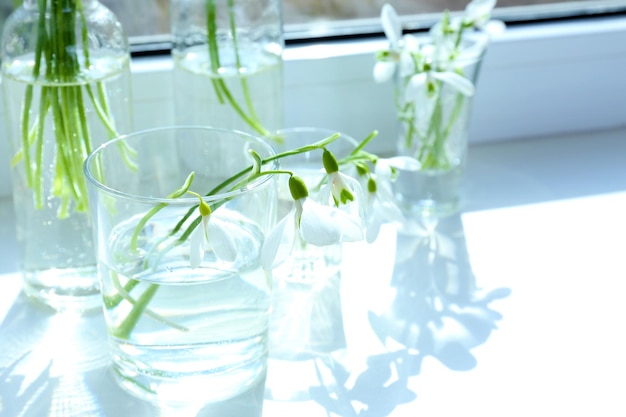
[13,0,134,215]
[105,131,384,341]
[205,0,276,140]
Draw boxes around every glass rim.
[83,125,279,205]
[275,126,358,146]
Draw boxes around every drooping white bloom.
[373,4,420,83]
[376,156,422,178]
[363,176,403,243]
[361,156,420,243]
[405,68,475,104]
[464,0,497,28]
[324,170,363,207]
[189,211,238,269]
[463,0,506,41]
[261,196,363,270]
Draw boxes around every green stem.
[106,271,189,332]
[396,77,416,150]
[111,283,160,340]
[228,0,258,121]
[351,130,378,155]
[15,0,130,216]
[151,132,343,244]
[419,91,445,169]
[418,87,466,170]
[205,0,272,138]
[129,172,196,251]
[103,277,140,308]
[116,133,346,340]
[206,0,225,103]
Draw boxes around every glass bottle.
[0,0,133,311]
[171,0,284,140]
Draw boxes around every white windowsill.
[1,15,626,198]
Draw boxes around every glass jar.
[392,38,485,218]
[171,0,284,140]
[0,0,133,311]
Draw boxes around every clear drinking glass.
[84,126,278,405]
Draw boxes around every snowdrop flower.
[321,148,363,207]
[464,0,507,41]
[363,176,402,243]
[188,193,238,269]
[374,4,420,83]
[405,63,476,103]
[464,0,497,28]
[261,175,363,270]
[361,156,420,243]
[379,0,505,101]
[376,156,422,179]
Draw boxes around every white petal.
[431,71,475,96]
[381,3,402,47]
[261,208,297,270]
[336,209,364,242]
[381,156,421,172]
[402,34,420,51]
[457,35,489,62]
[465,0,496,21]
[299,200,343,246]
[421,43,437,59]
[207,217,238,262]
[379,198,404,223]
[484,20,507,37]
[373,61,396,83]
[398,51,415,77]
[365,202,385,244]
[366,221,382,244]
[189,222,205,269]
[405,73,428,102]
[335,172,363,206]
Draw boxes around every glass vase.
[392,40,484,218]
[0,0,133,311]
[171,0,284,141]
[84,126,278,405]
[268,128,352,356]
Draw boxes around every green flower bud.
[288,175,309,200]
[355,162,370,177]
[368,177,377,193]
[198,198,211,217]
[322,149,339,174]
